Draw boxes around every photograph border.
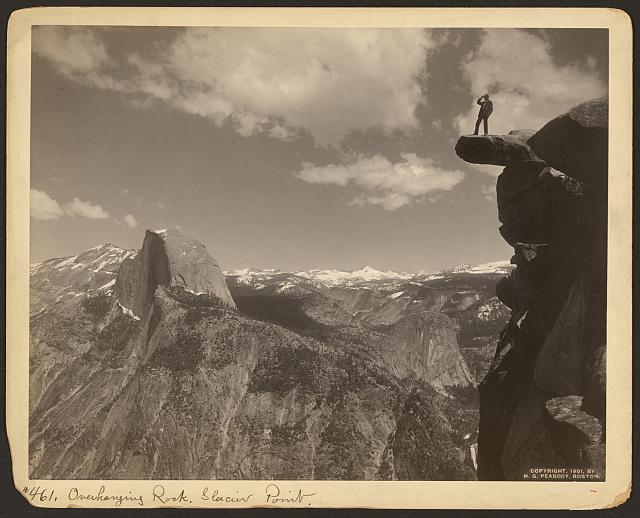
[6,6,633,510]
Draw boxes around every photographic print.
[7,7,632,509]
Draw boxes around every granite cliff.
[114,228,236,317]
[455,97,607,480]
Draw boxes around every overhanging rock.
[455,130,543,166]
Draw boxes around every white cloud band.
[295,153,464,210]
[30,189,110,221]
[30,189,65,220]
[123,214,138,228]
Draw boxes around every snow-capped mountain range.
[29,243,136,316]
[224,260,513,289]
[30,241,513,306]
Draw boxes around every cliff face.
[455,97,607,480]
[114,228,236,318]
[385,312,474,390]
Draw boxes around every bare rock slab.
[455,130,543,166]
[534,276,589,396]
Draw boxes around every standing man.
[474,94,493,135]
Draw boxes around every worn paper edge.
[6,6,633,510]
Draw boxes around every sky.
[30,27,608,272]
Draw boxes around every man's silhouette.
[474,94,493,135]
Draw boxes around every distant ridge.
[224,260,513,288]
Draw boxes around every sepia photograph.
[6,7,632,510]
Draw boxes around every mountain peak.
[114,228,235,317]
[353,265,382,276]
[445,261,512,275]
[355,265,381,274]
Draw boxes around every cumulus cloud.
[31,189,110,221]
[33,27,435,145]
[31,189,64,220]
[295,153,464,210]
[32,26,112,78]
[64,198,110,219]
[455,29,607,158]
[123,214,138,228]
[480,183,496,201]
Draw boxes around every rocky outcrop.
[114,228,236,317]
[456,97,607,480]
[455,130,542,166]
[545,395,605,473]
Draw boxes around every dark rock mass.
[456,97,607,480]
[528,97,608,187]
